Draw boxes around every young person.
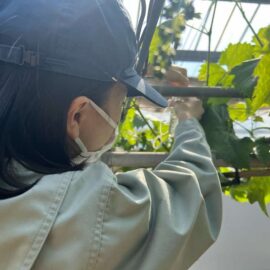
[0,0,222,269]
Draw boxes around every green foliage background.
[197,26,270,216]
[118,2,270,217]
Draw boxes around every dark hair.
[0,63,115,199]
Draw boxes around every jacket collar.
[0,159,44,191]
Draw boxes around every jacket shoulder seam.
[86,181,113,270]
[20,172,74,270]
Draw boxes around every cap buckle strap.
[19,46,40,66]
[0,44,40,67]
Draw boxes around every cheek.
[109,103,124,124]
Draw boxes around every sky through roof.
[123,0,270,76]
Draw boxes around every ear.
[66,96,90,140]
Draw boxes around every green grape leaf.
[162,14,185,31]
[119,107,138,145]
[229,137,254,168]
[144,120,171,151]
[200,104,253,168]
[230,59,259,97]
[198,62,233,86]
[133,113,146,128]
[228,184,249,203]
[247,177,270,216]
[219,43,255,71]
[224,177,270,217]
[117,106,172,153]
[227,102,248,122]
[252,54,270,112]
[207,97,231,106]
[172,14,185,31]
[255,138,270,166]
[253,116,264,122]
[149,28,162,64]
[253,25,270,56]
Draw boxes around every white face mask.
[71,100,118,165]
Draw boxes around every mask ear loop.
[74,137,88,154]
[88,99,117,129]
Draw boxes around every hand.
[165,66,189,87]
[146,65,189,87]
[169,97,205,121]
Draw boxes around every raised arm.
[96,114,222,270]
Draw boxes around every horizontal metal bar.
[223,170,270,178]
[102,152,270,169]
[202,0,270,4]
[175,50,221,62]
[151,85,245,98]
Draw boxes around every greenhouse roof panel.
[180,1,270,51]
[123,0,270,53]
[123,0,270,77]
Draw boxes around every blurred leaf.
[247,177,270,216]
[193,12,201,19]
[224,176,270,217]
[253,25,270,56]
[172,14,185,31]
[207,97,230,106]
[254,116,264,122]
[230,59,259,97]
[228,102,248,122]
[219,43,255,71]
[149,28,162,64]
[183,1,196,20]
[230,185,249,203]
[198,62,234,87]
[133,113,146,128]
[117,106,172,153]
[200,105,253,168]
[255,138,270,166]
[119,107,137,145]
[252,54,270,112]
[218,167,234,173]
[223,185,248,203]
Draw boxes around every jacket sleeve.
[97,117,223,270]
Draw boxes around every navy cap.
[0,0,168,107]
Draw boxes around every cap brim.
[119,68,168,108]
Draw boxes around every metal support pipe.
[175,50,221,62]
[150,85,245,98]
[223,170,270,178]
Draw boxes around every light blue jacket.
[0,118,222,270]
